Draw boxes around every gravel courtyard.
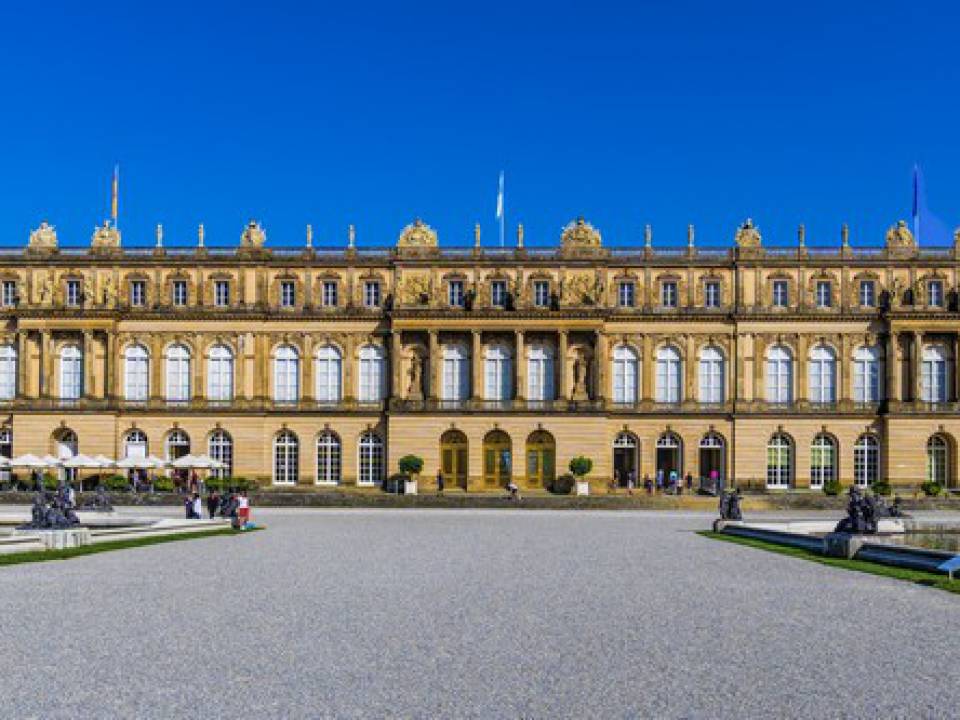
[2,508,959,719]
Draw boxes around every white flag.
[496,171,504,219]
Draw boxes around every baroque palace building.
[1,214,959,492]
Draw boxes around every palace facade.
[2,214,960,492]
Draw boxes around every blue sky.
[0,1,956,249]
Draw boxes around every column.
[515,330,526,402]
[886,332,900,403]
[642,334,654,402]
[752,334,763,402]
[595,330,608,402]
[16,332,27,399]
[558,330,569,400]
[391,331,402,399]
[150,335,164,401]
[235,334,247,404]
[471,330,482,401]
[105,331,117,401]
[343,333,356,403]
[40,330,52,398]
[428,330,440,401]
[684,334,697,403]
[912,331,922,402]
[796,335,809,403]
[192,333,204,402]
[302,335,315,404]
[839,335,851,403]
[82,331,93,399]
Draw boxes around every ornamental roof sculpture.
[559,217,605,258]
[28,221,58,252]
[90,220,121,251]
[241,220,267,248]
[734,218,762,248]
[396,218,439,258]
[885,220,917,259]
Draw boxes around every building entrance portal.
[612,432,638,487]
[440,430,468,490]
[656,433,682,485]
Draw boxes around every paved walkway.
[1,508,958,718]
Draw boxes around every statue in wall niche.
[39,275,54,306]
[407,354,424,400]
[102,276,117,306]
[572,350,591,401]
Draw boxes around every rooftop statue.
[91,220,121,249]
[241,220,267,248]
[397,219,438,248]
[735,218,762,249]
[28,221,58,251]
[885,220,915,250]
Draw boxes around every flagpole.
[497,171,505,247]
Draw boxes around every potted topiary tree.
[398,455,424,495]
[569,456,593,496]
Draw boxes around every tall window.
[808,344,837,404]
[767,434,793,488]
[859,280,876,307]
[442,345,469,402]
[854,435,879,488]
[273,345,300,403]
[60,344,83,400]
[533,280,550,308]
[655,345,682,404]
[315,345,342,404]
[172,280,188,307]
[927,435,949,486]
[165,429,190,461]
[816,280,832,308]
[209,430,233,478]
[273,431,299,485]
[928,279,944,307]
[358,432,384,486]
[123,344,149,402]
[207,344,234,402]
[316,431,341,485]
[66,279,82,306]
[921,345,948,403]
[766,345,793,404]
[612,345,639,404]
[704,281,721,308]
[123,429,148,459]
[618,281,635,308]
[527,344,555,402]
[280,280,296,308]
[358,345,385,403]
[322,281,338,307]
[0,428,10,483]
[448,280,465,308]
[130,280,146,307]
[0,345,16,400]
[165,344,191,402]
[661,281,678,308]
[772,279,789,308]
[810,434,836,489]
[491,280,507,308]
[698,346,724,404]
[484,345,513,402]
[1,280,17,307]
[364,280,381,308]
[853,345,881,403]
[214,280,230,307]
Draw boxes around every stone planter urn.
[576,480,590,496]
[404,478,418,495]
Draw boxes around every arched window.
[165,429,191,461]
[810,433,836,488]
[273,430,299,485]
[165,344,191,402]
[209,430,233,478]
[207,344,234,402]
[655,432,683,479]
[699,432,726,487]
[484,345,513,402]
[766,345,793,404]
[527,344,555,402]
[921,345,948,403]
[698,346,724,404]
[442,344,470,402]
[0,344,16,400]
[655,345,682,404]
[612,432,638,486]
[316,430,341,485]
[853,346,882,403]
[808,345,836,404]
[358,345,385,403]
[0,427,11,484]
[358,432,384,486]
[315,345,342,404]
[612,345,639,404]
[274,345,300,403]
[123,429,148,459]
[767,433,793,488]
[123,344,149,402]
[60,344,83,400]
[927,435,950,486]
[853,435,879,488]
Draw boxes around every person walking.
[644,474,653,494]
[669,469,679,495]
[191,493,202,519]
[627,470,635,495]
[685,472,693,494]
[656,469,664,493]
[184,494,193,519]
[436,469,444,495]
[207,490,220,519]
[237,491,250,526]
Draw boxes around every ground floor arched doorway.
[612,432,639,487]
[440,429,468,490]
[698,432,725,492]
[525,430,556,488]
[656,432,683,486]
[53,427,78,486]
[483,430,512,487]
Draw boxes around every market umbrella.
[62,453,102,469]
[92,454,116,468]
[10,453,49,468]
[116,456,154,469]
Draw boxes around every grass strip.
[0,527,259,567]
[698,531,960,596]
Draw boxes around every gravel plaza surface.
[2,507,960,719]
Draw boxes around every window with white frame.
[661,280,678,308]
[209,430,233,478]
[533,280,550,308]
[364,280,381,308]
[164,344,191,402]
[207,344,234,402]
[854,435,879,488]
[273,430,299,485]
[123,344,149,402]
[165,429,190,462]
[704,281,721,308]
[2,280,17,307]
[816,280,832,308]
[618,281,635,308]
[612,344,639,404]
[315,345,342,403]
[655,345,682,403]
[130,280,146,307]
[124,429,148,460]
[60,344,83,400]
[927,435,949,486]
[358,431,384,486]
[698,346,724,404]
[316,430,341,485]
[358,345,385,403]
[322,281,338,307]
[767,434,793,488]
[442,344,470,401]
[526,344,555,402]
[0,428,10,483]
[273,345,300,403]
[859,280,876,307]
[808,344,837,404]
[491,280,507,308]
[853,345,881,403]
[66,279,82,307]
[928,279,944,307]
[809,433,836,488]
[0,345,16,400]
[921,344,948,403]
[280,280,296,308]
[772,279,789,308]
[172,280,188,307]
[766,345,793,404]
[214,280,230,307]
[484,345,512,402]
[448,280,465,308]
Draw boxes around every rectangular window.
[1,281,16,307]
[816,281,832,308]
[859,280,876,307]
[364,281,381,308]
[618,281,635,308]
[704,281,721,308]
[172,281,188,307]
[448,280,465,308]
[214,280,230,307]
[533,281,550,308]
[130,280,146,307]
[928,280,944,307]
[772,280,789,308]
[280,280,296,308]
[66,280,82,307]
[322,281,338,307]
[491,280,507,308]
[661,281,678,308]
